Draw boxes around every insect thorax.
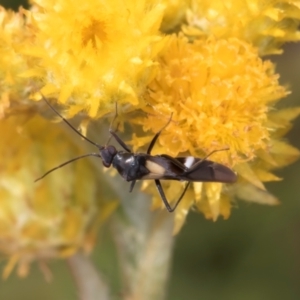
[112,152,149,181]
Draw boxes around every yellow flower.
[0,0,299,243]
[184,0,300,55]
[23,0,166,118]
[160,0,190,32]
[0,112,117,278]
[0,7,117,275]
[133,34,298,233]
[136,35,287,162]
[0,7,37,115]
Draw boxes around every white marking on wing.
[184,156,195,169]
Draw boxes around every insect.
[35,95,237,212]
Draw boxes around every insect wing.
[176,157,237,183]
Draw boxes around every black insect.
[35,95,237,212]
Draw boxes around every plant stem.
[67,253,110,300]
[112,193,175,300]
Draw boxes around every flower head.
[0,7,37,116]
[24,0,166,117]
[135,35,287,162]
[0,112,117,278]
[184,0,300,55]
[134,34,296,232]
[0,0,299,257]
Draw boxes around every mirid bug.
[35,95,237,212]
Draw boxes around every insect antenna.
[35,153,101,182]
[201,147,229,161]
[35,94,106,182]
[40,93,102,149]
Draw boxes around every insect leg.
[109,129,131,152]
[106,102,120,144]
[101,102,130,152]
[106,122,120,145]
[147,113,173,154]
[155,179,190,212]
[129,180,136,192]
[109,102,119,132]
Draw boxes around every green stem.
[112,193,175,300]
[67,253,110,300]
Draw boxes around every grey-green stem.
[112,204,175,300]
[67,253,110,300]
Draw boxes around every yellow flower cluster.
[184,0,300,55]
[0,113,116,278]
[138,36,287,161]
[136,35,294,232]
[25,0,166,117]
[0,0,300,273]
[0,7,35,116]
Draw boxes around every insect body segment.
[112,152,149,181]
[36,95,237,212]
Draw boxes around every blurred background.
[1,1,300,299]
